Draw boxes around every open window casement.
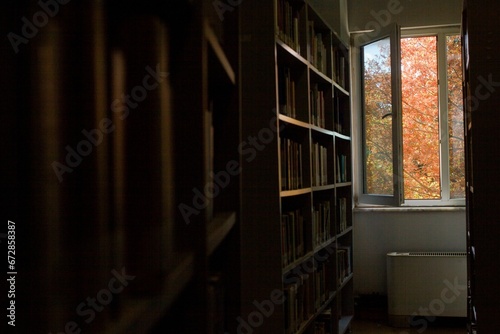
[354,24,404,206]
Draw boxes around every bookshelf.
[12,0,240,333]
[107,1,241,333]
[240,0,353,333]
[462,1,500,333]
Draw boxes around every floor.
[351,318,467,333]
[352,295,467,334]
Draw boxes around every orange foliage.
[364,35,464,200]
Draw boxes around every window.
[355,25,464,206]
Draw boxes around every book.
[312,142,328,186]
[284,273,313,333]
[337,197,347,233]
[279,66,297,118]
[337,245,351,285]
[277,0,302,54]
[308,24,327,74]
[314,321,326,334]
[310,84,326,128]
[313,201,331,247]
[336,154,347,183]
[280,137,303,190]
[282,209,305,267]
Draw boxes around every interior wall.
[308,0,349,44]
[347,0,466,297]
[353,209,466,295]
[348,0,462,32]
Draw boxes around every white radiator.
[386,252,467,327]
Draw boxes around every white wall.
[308,0,349,44]
[348,0,462,32]
[354,208,466,295]
[347,0,466,297]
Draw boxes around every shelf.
[282,250,315,274]
[335,182,352,188]
[339,272,353,290]
[295,292,337,334]
[242,1,353,333]
[207,211,237,255]
[334,132,351,141]
[17,0,242,332]
[281,187,312,197]
[316,292,337,320]
[311,125,334,136]
[309,64,333,85]
[312,184,335,192]
[313,236,337,253]
[339,315,354,334]
[294,314,316,334]
[337,226,353,239]
[333,81,349,96]
[105,253,195,334]
[276,37,309,66]
[204,19,236,85]
[279,113,311,129]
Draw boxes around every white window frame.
[352,25,465,207]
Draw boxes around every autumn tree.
[363,38,394,196]
[363,35,464,200]
[446,35,465,199]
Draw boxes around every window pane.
[362,38,393,195]
[401,36,441,200]
[447,35,465,199]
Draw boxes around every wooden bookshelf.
[462,0,500,332]
[11,0,240,332]
[207,211,237,256]
[104,253,195,334]
[240,0,353,332]
[105,1,241,332]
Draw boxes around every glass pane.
[401,36,441,200]
[447,35,465,199]
[362,38,393,195]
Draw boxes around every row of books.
[281,209,306,267]
[313,320,331,334]
[336,154,348,183]
[315,309,333,333]
[312,142,328,187]
[334,104,348,135]
[278,65,348,130]
[279,66,297,118]
[310,83,326,128]
[337,197,349,234]
[276,0,348,88]
[315,260,335,310]
[332,47,347,88]
[313,321,329,334]
[337,246,352,286]
[281,137,304,190]
[284,261,338,334]
[308,21,328,74]
[276,0,301,54]
[313,201,331,247]
[284,274,314,334]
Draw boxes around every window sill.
[353,205,465,213]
